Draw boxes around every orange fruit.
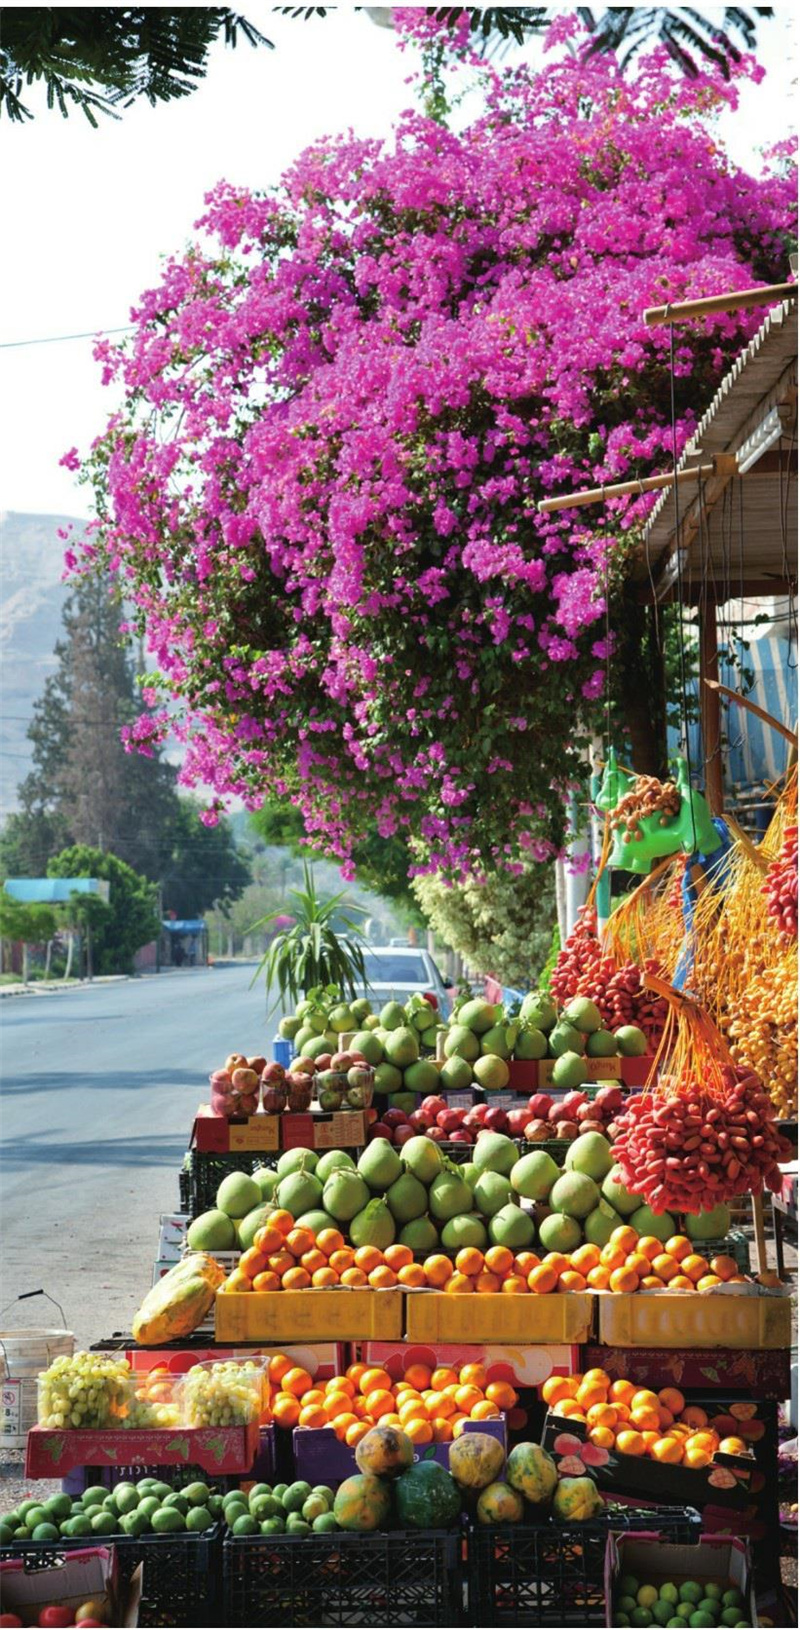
[636,1236,663,1262]
[664,1235,692,1262]
[609,1225,639,1255]
[286,1227,316,1259]
[346,1361,368,1386]
[301,1249,328,1274]
[302,1390,326,1408]
[298,1404,328,1429]
[586,1402,617,1429]
[252,1270,281,1292]
[459,1363,487,1390]
[680,1405,708,1428]
[424,1255,454,1287]
[341,1266,368,1286]
[609,1379,637,1406]
[513,1251,541,1278]
[697,1273,723,1291]
[456,1247,485,1278]
[352,1396,372,1419]
[345,1420,370,1447]
[254,1225,285,1256]
[311,1266,338,1288]
[614,1402,632,1423]
[405,1417,433,1445]
[269,1209,295,1237]
[432,1417,454,1442]
[354,1246,385,1274]
[683,1444,712,1468]
[329,1249,356,1274]
[267,1353,293,1383]
[641,1430,660,1449]
[576,1381,607,1411]
[454,1384,484,1413]
[316,1228,346,1258]
[680,1253,709,1284]
[657,1405,675,1430]
[398,1262,427,1287]
[651,1435,683,1464]
[631,1389,659,1412]
[587,1264,611,1290]
[485,1380,518,1411]
[589,1426,616,1449]
[281,1366,313,1398]
[625,1252,651,1279]
[472,1399,501,1419]
[558,1269,588,1293]
[485,1246,514,1277]
[609,1266,640,1294]
[616,1429,646,1457]
[570,1243,602,1275]
[282,1266,311,1291]
[540,1252,571,1275]
[689,1430,720,1451]
[327,1375,356,1397]
[398,1397,428,1423]
[268,1251,295,1278]
[709,1254,738,1281]
[431,1367,459,1391]
[671,1275,696,1291]
[581,1369,610,1389]
[365,1388,395,1419]
[445,1272,475,1294]
[542,1376,576,1407]
[385,1244,414,1271]
[361,1368,391,1395]
[718,1436,748,1456]
[600,1244,627,1271]
[640,1274,664,1288]
[324,1389,353,1419]
[474,1270,501,1294]
[651,1253,680,1283]
[630,1406,660,1432]
[369,1265,398,1289]
[552,1399,586,1420]
[272,1392,301,1427]
[502,1275,529,1294]
[529,1264,558,1294]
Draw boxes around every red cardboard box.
[281,1110,366,1150]
[125,1342,345,1378]
[25,1423,259,1477]
[191,1105,280,1153]
[354,1341,580,1388]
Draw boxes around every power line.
[0,325,134,351]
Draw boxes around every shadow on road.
[0,1068,202,1095]
[0,1132,186,1166]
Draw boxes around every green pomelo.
[444,1025,480,1062]
[473,1169,514,1217]
[480,1024,513,1060]
[629,1205,677,1242]
[489,1203,536,1249]
[551,1051,588,1090]
[564,997,603,1033]
[473,1131,518,1177]
[421,1026,440,1048]
[584,1201,622,1247]
[316,1148,356,1183]
[294,1026,315,1051]
[440,1213,488,1250]
[538,1211,582,1253]
[685,1203,732,1240]
[186,1506,215,1532]
[277,1169,323,1217]
[615,1026,648,1056]
[511,1149,560,1201]
[350,1198,396,1250]
[403,1059,439,1094]
[548,1021,585,1057]
[386,1170,429,1223]
[461,1162,478,1188]
[252,1166,280,1200]
[520,992,558,1032]
[549,1170,600,1219]
[136,1497,161,1521]
[329,1004,355,1033]
[473,1054,510,1091]
[438,1055,473,1091]
[351,998,372,1022]
[388,1091,418,1115]
[457,998,497,1034]
[300,1034,335,1059]
[514,1027,548,1060]
[323,1169,371,1221]
[277,1147,320,1176]
[410,1001,436,1032]
[587,1029,618,1057]
[362,1014,381,1030]
[399,1134,444,1184]
[380,1001,407,1031]
[43,1494,72,1521]
[429,1170,474,1220]
[351,1030,384,1065]
[358,1137,403,1192]
[601,1166,643,1217]
[296,1209,335,1235]
[278,1015,302,1040]
[374,1062,403,1093]
[385,1027,420,1068]
[238,1203,276,1250]
[216,1171,262,1218]
[32,1521,62,1540]
[565,1131,614,1182]
[398,1215,440,1251]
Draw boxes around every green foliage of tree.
[412,862,557,990]
[252,859,368,1011]
[47,845,159,974]
[0,895,57,944]
[160,800,251,919]
[0,808,70,881]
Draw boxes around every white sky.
[1,4,797,519]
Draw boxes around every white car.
[354,945,452,1020]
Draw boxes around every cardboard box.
[292,1416,506,1484]
[539,1057,622,1084]
[124,1342,345,1379]
[543,1410,755,1509]
[191,1105,280,1153]
[604,1534,756,1630]
[215,1287,404,1343]
[0,1547,141,1627]
[157,1213,188,1261]
[507,1060,540,1093]
[355,1341,580,1388]
[25,1423,259,1477]
[403,1288,594,1344]
[596,1285,793,1350]
[280,1110,366,1150]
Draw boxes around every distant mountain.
[0,511,85,815]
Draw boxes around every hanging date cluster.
[612,1066,792,1213]
[550,909,668,1049]
[763,824,797,941]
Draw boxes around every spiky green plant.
[251,860,368,1012]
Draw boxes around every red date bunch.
[763,824,798,941]
[612,1067,792,1213]
[550,910,668,1049]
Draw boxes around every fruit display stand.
[190,1105,367,1155]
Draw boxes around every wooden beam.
[644,454,739,601]
[538,461,717,515]
[633,575,797,603]
[644,282,797,327]
[699,594,724,816]
[705,680,799,747]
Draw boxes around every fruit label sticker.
[314,1112,367,1148]
[446,1094,474,1110]
[485,1093,517,1109]
[1,1381,21,1435]
[228,1117,280,1151]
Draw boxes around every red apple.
[368,1120,393,1141]
[471,1103,490,1123]
[225,1053,248,1074]
[291,1056,317,1076]
[384,1108,410,1129]
[331,1051,355,1071]
[507,1108,531,1137]
[350,1051,368,1065]
[247,1055,268,1075]
[38,1612,74,1630]
[261,1062,286,1086]
[409,1109,432,1131]
[314,1052,332,1071]
[528,1092,553,1118]
[0,1616,23,1628]
[394,1124,416,1146]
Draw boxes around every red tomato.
[38,1611,75,1628]
[0,1615,24,1628]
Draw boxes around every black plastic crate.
[185,1150,280,1216]
[223,1529,462,1627]
[0,1527,222,1629]
[467,1504,700,1627]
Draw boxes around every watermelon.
[393,1462,461,1529]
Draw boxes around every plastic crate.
[0,1527,222,1629]
[467,1504,700,1627]
[184,1150,280,1216]
[223,1529,462,1627]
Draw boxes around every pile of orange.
[218,1211,421,1293]
[542,1368,761,1467]
[542,1227,745,1295]
[267,1354,518,1447]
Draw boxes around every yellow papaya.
[132,1253,226,1345]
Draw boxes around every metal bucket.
[0,1291,75,1448]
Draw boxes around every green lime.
[17,1500,40,1519]
[151,1507,185,1534]
[163,1492,189,1514]
[721,1613,740,1628]
[223,1491,249,1509]
[115,1486,140,1515]
[90,1512,118,1536]
[121,1511,151,1537]
[283,1481,312,1513]
[704,1587,722,1602]
[0,1521,17,1544]
[638,1588,659,1609]
[272,1484,288,1502]
[680,1586,703,1606]
[13,1525,31,1540]
[620,1578,641,1600]
[208,1494,225,1517]
[186,1505,215,1532]
[285,1515,311,1535]
[302,1494,328,1522]
[631,1610,653,1628]
[313,1511,339,1533]
[677,1609,694,1622]
[312,1485,335,1505]
[183,1481,210,1506]
[667,1621,686,1628]
[689,1615,714,1628]
[103,1495,120,1517]
[617,1618,631,1628]
[43,1494,72,1522]
[653,1603,674,1626]
[619,1598,638,1615]
[698,1602,720,1619]
[4,1509,20,1527]
[23,1506,47,1530]
[136,1478,157,1494]
[250,1495,281,1522]
[232,1514,259,1536]
[660,1587,679,1606]
[261,1516,285,1534]
[149,1481,173,1501]
[721,1595,742,1611]
[248,1483,272,1501]
[31,1522,60,1541]
[66,1515,93,1536]
[137,1497,161,1521]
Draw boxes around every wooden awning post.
[699,592,724,816]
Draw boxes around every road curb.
[0,975,131,999]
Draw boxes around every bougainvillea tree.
[71,19,794,878]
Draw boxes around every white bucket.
[0,1328,75,1448]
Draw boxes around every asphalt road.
[0,964,275,1347]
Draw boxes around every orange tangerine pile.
[266,1354,518,1448]
[536,1227,746,1295]
[543,1368,760,1467]
[218,1212,421,1292]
